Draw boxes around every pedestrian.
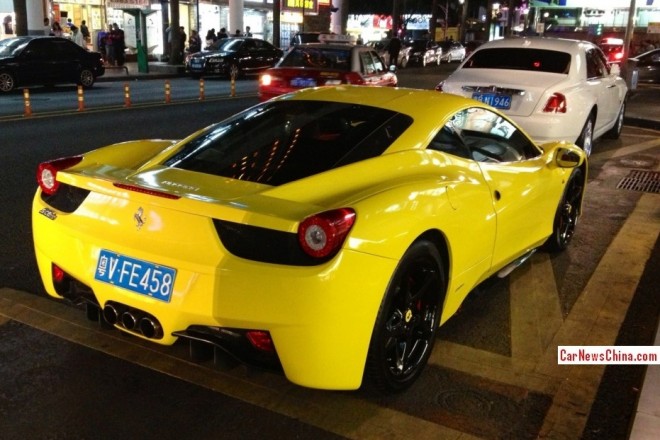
[51,21,63,37]
[80,20,90,45]
[234,29,241,37]
[245,26,252,37]
[218,28,228,39]
[205,29,217,50]
[70,25,85,48]
[188,30,201,54]
[179,26,187,57]
[111,23,126,66]
[104,25,115,65]
[388,34,402,68]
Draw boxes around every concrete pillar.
[330,0,345,35]
[228,0,243,36]
[27,0,47,35]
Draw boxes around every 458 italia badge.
[134,207,146,230]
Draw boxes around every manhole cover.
[616,170,660,194]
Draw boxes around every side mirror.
[555,146,583,168]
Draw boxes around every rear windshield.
[279,47,351,70]
[164,100,412,186]
[464,48,571,74]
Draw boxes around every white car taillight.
[37,156,83,195]
[543,93,567,113]
[298,208,356,258]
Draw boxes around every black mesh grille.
[41,183,90,213]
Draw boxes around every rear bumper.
[32,192,397,390]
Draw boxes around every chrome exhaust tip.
[121,311,138,330]
[102,304,120,325]
[139,316,162,339]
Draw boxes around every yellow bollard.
[230,75,236,97]
[23,88,32,117]
[124,83,131,108]
[199,78,205,101]
[165,80,171,104]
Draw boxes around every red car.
[258,43,397,101]
[599,38,625,64]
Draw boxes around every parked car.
[366,38,412,68]
[408,39,442,66]
[438,40,466,63]
[0,36,104,93]
[630,48,660,83]
[437,37,628,156]
[33,86,587,393]
[185,37,283,78]
[599,37,625,64]
[258,43,397,101]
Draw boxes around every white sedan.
[437,37,628,156]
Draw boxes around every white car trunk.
[442,69,569,117]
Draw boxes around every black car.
[0,36,105,93]
[408,39,442,66]
[631,48,660,84]
[186,37,284,78]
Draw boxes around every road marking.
[0,289,468,440]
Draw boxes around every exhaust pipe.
[139,316,162,339]
[103,304,120,325]
[121,311,138,330]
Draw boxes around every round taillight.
[298,208,356,259]
[37,156,83,195]
[260,74,272,86]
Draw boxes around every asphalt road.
[0,67,658,439]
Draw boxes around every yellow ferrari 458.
[32,86,587,393]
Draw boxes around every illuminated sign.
[107,0,150,9]
[282,0,319,14]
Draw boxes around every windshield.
[164,100,412,186]
[0,38,29,57]
[215,38,243,52]
[279,47,352,70]
[463,48,571,74]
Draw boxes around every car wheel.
[0,71,16,93]
[364,239,445,393]
[79,69,95,88]
[576,114,595,156]
[543,168,584,253]
[605,100,625,139]
[228,63,240,79]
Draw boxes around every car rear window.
[279,47,352,70]
[164,100,412,186]
[464,48,571,74]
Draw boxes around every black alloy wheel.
[543,168,584,253]
[364,240,445,393]
[0,71,16,93]
[79,69,95,88]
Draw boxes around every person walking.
[80,20,90,45]
[70,25,85,48]
[111,23,126,66]
[388,34,402,68]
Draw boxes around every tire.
[576,114,595,156]
[0,71,16,93]
[364,240,446,393]
[605,100,625,139]
[543,168,584,253]
[79,69,95,88]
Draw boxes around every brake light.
[343,72,365,85]
[246,330,275,352]
[37,156,83,195]
[260,74,273,86]
[298,208,356,258]
[113,183,180,199]
[543,93,567,113]
[614,51,624,60]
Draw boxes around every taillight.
[343,72,365,85]
[298,208,356,259]
[614,52,624,60]
[113,183,180,199]
[246,330,275,352]
[37,156,83,195]
[543,93,567,113]
[260,74,273,86]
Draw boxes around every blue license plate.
[290,77,317,87]
[191,61,203,69]
[95,249,176,302]
[472,92,512,110]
